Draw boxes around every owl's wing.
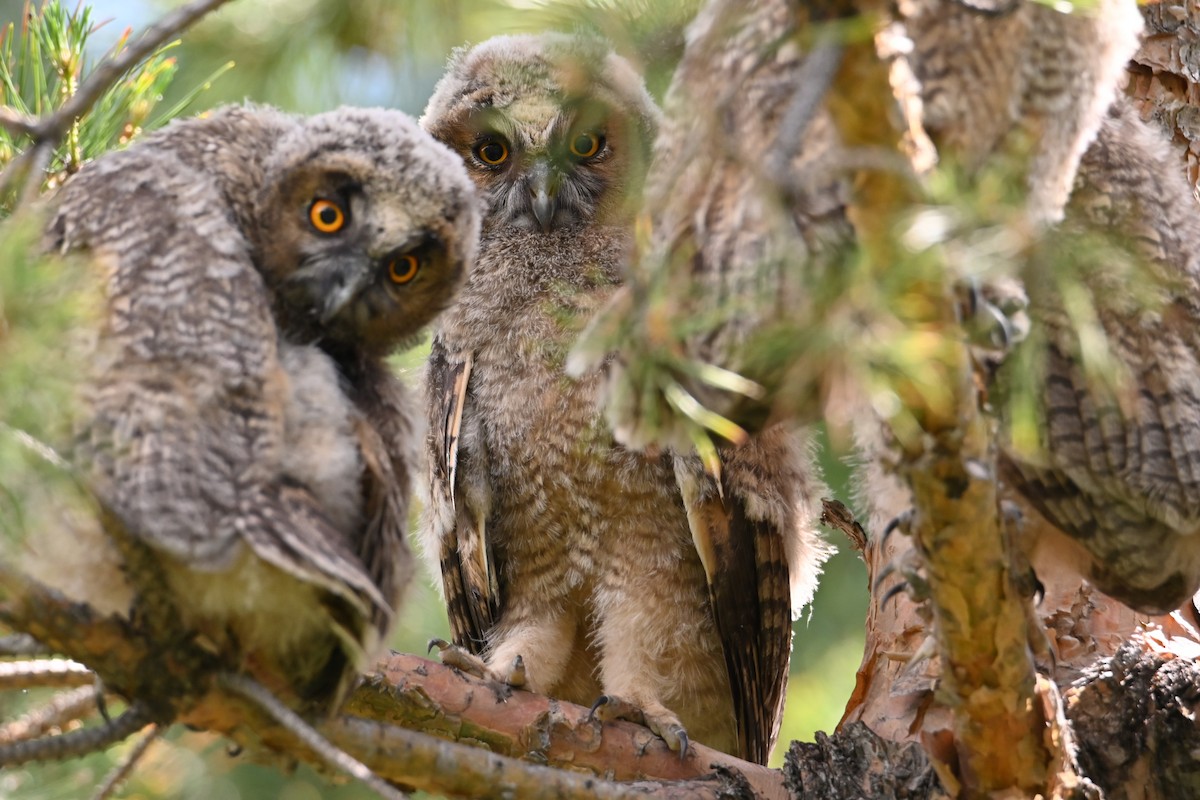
[674,429,830,765]
[425,336,499,653]
[242,480,393,654]
[673,462,788,764]
[1001,326,1200,613]
[351,409,413,638]
[52,152,390,654]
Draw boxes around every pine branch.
[0,658,94,689]
[823,16,1053,796]
[90,724,159,800]
[0,0,234,147]
[0,702,151,766]
[0,558,784,799]
[327,714,756,800]
[0,684,99,745]
[348,654,789,799]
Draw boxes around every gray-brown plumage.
[45,104,479,709]
[999,99,1200,614]
[568,0,854,449]
[418,33,832,764]
[896,0,1143,223]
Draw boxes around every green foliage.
[0,0,229,200]
[154,0,696,120]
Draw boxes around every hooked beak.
[528,160,557,233]
[319,262,372,324]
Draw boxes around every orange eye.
[388,253,420,284]
[569,131,602,159]
[473,139,508,166]
[309,199,346,234]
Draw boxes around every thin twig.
[0,703,151,766]
[820,498,868,553]
[217,672,409,800]
[17,141,52,207]
[36,0,235,143]
[0,685,100,744]
[0,106,38,138]
[0,658,94,690]
[90,724,160,800]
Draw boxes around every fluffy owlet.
[999,100,1200,614]
[45,104,479,710]
[896,0,1143,223]
[418,34,832,764]
[900,0,1200,614]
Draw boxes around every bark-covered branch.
[824,21,1054,796]
[0,561,779,799]
[349,655,788,799]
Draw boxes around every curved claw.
[1032,572,1046,606]
[881,510,914,544]
[427,637,450,654]
[587,695,610,722]
[873,561,899,593]
[508,655,527,688]
[880,580,911,610]
[676,729,689,761]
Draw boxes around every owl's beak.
[320,264,372,324]
[528,161,557,233]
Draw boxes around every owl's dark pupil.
[481,142,504,162]
[318,206,339,225]
[575,135,592,152]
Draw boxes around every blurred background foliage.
[0,1,868,797]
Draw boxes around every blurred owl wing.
[426,336,499,654]
[673,454,792,765]
[243,481,394,657]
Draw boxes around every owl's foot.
[588,694,689,758]
[426,639,527,688]
[875,541,931,609]
[996,503,1057,674]
[427,638,488,677]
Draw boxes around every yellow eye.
[309,199,346,234]
[569,131,602,159]
[388,253,420,284]
[474,139,508,166]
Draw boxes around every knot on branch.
[783,722,949,800]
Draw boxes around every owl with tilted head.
[419,34,833,765]
[43,104,479,714]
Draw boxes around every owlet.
[45,104,479,710]
[418,34,833,764]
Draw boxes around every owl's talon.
[587,693,689,756]
[880,580,911,610]
[876,544,930,607]
[587,694,621,722]
[881,510,915,544]
[427,638,489,678]
[675,729,689,760]
[873,560,898,592]
[506,655,527,688]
